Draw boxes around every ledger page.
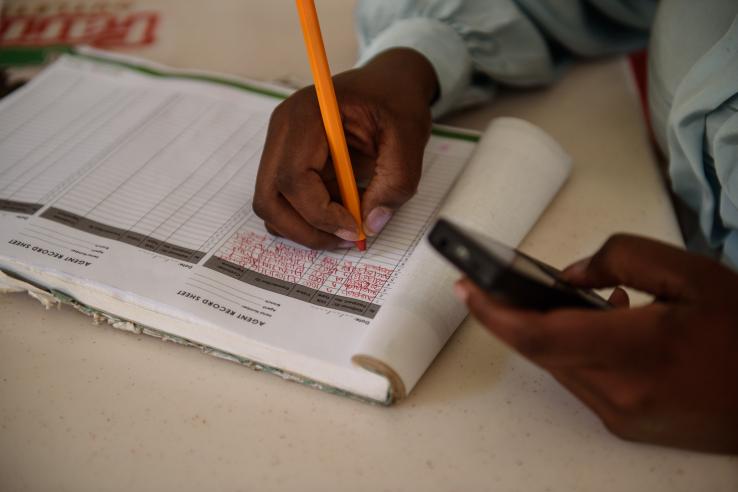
[0,53,476,398]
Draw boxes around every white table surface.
[1,1,737,491]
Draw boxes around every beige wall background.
[2,0,359,82]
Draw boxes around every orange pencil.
[295,0,366,251]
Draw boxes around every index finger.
[457,278,669,369]
[254,95,350,248]
[255,192,348,250]
[277,168,361,239]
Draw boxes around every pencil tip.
[356,239,366,251]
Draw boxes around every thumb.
[561,234,697,301]
[360,121,427,236]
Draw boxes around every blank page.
[354,118,572,397]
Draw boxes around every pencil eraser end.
[356,239,366,251]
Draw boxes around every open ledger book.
[0,50,571,404]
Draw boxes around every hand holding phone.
[428,219,610,310]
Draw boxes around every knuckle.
[608,387,649,417]
[270,98,292,124]
[597,235,624,260]
[385,177,419,203]
[314,217,336,233]
[292,87,319,112]
[251,196,269,220]
[604,377,656,419]
[264,223,281,237]
[275,169,298,194]
[303,211,333,232]
[602,414,639,442]
[294,85,317,100]
[270,88,316,123]
[591,234,634,272]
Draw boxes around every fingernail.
[453,281,469,303]
[337,240,355,249]
[335,228,359,242]
[365,207,392,236]
[562,257,590,280]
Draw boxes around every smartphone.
[428,218,610,311]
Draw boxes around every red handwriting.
[303,255,340,290]
[222,231,318,283]
[340,263,393,301]
[221,231,393,302]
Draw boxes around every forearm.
[355,0,656,117]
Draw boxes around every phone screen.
[429,219,610,310]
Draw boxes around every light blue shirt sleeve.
[355,0,738,269]
[355,0,655,117]
[666,15,738,268]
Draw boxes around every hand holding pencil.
[253,2,439,250]
[295,0,366,250]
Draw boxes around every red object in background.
[628,50,668,163]
[628,50,653,136]
[0,10,160,48]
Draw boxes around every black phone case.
[428,219,608,311]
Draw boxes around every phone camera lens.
[454,244,471,263]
